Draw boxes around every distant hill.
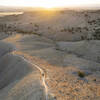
[0,6,24,12]
[0,5,100,12]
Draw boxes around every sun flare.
[0,0,100,8]
[41,4,55,9]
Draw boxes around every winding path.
[13,53,49,100]
[3,34,50,100]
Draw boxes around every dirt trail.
[3,34,100,100]
[3,34,50,100]
[12,52,49,100]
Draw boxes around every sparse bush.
[34,24,39,28]
[34,29,38,31]
[61,27,74,33]
[81,35,88,40]
[48,27,50,29]
[93,28,100,40]
[61,28,67,32]
[97,56,100,63]
[93,79,96,81]
[16,29,41,36]
[78,71,85,78]
[84,14,88,17]
[30,22,33,24]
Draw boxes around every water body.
[0,12,23,17]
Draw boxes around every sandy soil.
[0,34,99,100]
[0,37,46,100]
[0,9,100,100]
[0,10,100,41]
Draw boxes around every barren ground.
[0,9,100,100]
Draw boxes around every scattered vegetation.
[61,27,89,35]
[78,71,86,78]
[0,23,41,36]
[34,24,39,28]
[34,24,39,31]
[97,56,100,63]
[17,29,41,36]
[93,79,96,82]
[84,14,89,17]
[93,28,100,40]
[48,26,51,29]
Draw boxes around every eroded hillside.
[0,10,100,100]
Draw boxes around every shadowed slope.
[0,41,46,100]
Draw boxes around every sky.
[0,0,100,8]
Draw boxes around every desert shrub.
[61,27,74,33]
[34,24,39,28]
[68,28,73,32]
[17,29,41,36]
[81,36,85,40]
[93,79,96,81]
[48,27,50,29]
[32,32,41,36]
[84,27,89,31]
[34,29,38,31]
[30,22,33,24]
[61,28,67,32]
[84,14,88,17]
[34,24,39,31]
[93,28,100,40]
[78,71,85,78]
[97,56,100,63]
[81,35,88,40]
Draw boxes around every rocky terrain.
[0,9,100,100]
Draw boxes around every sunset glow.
[0,0,100,8]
